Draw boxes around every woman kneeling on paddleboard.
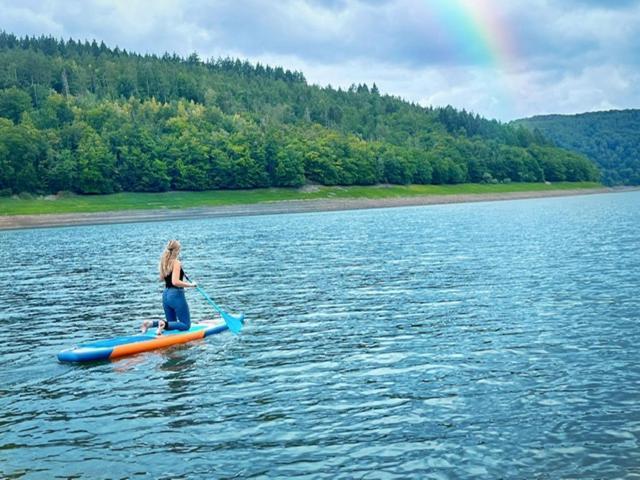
[141,240,197,336]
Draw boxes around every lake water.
[1,191,639,479]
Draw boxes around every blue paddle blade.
[222,311,244,335]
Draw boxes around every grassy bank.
[0,182,602,216]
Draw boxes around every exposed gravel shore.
[0,187,634,231]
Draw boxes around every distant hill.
[514,110,640,185]
[0,32,598,195]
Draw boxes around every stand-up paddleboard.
[57,319,243,363]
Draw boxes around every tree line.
[0,33,600,195]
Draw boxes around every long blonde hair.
[159,240,181,280]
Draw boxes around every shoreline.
[0,187,636,231]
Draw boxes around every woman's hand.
[191,282,198,288]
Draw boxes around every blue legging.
[152,288,191,331]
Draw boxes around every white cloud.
[0,4,65,36]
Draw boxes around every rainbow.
[418,0,521,116]
[416,0,518,67]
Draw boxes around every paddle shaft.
[184,273,224,315]
[183,273,243,335]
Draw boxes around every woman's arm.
[172,260,196,288]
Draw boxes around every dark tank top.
[164,267,184,288]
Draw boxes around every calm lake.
[1,191,639,479]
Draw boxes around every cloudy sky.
[1,0,639,120]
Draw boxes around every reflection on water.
[1,191,639,479]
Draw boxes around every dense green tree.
[0,32,601,195]
[75,124,117,193]
[515,110,639,185]
[0,118,47,193]
[381,147,415,184]
[0,86,32,123]
[274,143,305,187]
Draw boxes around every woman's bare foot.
[141,320,153,334]
[156,320,166,336]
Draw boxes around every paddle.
[184,273,244,334]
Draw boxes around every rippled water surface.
[1,191,639,479]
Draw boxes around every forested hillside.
[515,110,640,185]
[0,33,599,195]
